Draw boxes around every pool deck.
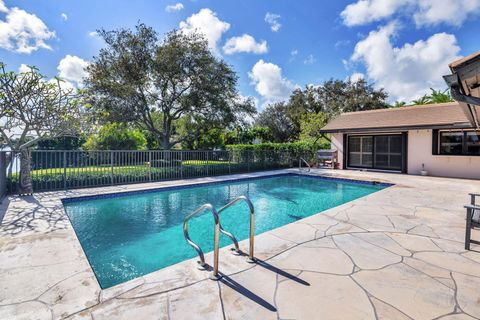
[1,169,480,319]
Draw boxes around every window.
[466,132,480,155]
[439,131,480,156]
[439,132,463,155]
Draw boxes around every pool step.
[182,195,255,279]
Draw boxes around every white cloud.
[349,72,365,82]
[50,77,76,91]
[0,6,56,54]
[88,31,99,37]
[304,54,316,65]
[351,23,461,102]
[334,40,351,49]
[57,55,89,87]
[61,13,68,21]
[414,0,480,27]
[341,0,411,26]
[289,49,298,62]
[165,3,184,12]
[249,59,297,103]
[265,12,281,32]
[0,0,8,13]
[18,63,31,73]
[341,0,480,27]
[223,34,267,55]
[179,8,230,53]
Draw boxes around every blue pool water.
[63,174,388,288]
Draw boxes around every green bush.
[83,123,147,150]
[226,141,328,154]
[226,141,328,165]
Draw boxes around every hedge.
[226,142,328,158]
[226,141,329,165]
[226,141,327,152]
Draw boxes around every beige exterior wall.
[331,133,344,169]
[407,129,480,179]
[330,130,480,179]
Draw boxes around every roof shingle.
[320,102,474,133]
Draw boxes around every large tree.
[0,64,82,193]
[255,102,297,143]
[85,24,255,149]
[256,78,388,142]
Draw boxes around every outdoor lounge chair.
[465,193,480,250]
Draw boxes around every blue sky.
[1,0,479,107]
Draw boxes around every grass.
[12,160,234,177]
[182,160,230,166]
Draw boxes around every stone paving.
[1,169,480,319]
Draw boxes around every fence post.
[228,151,231,175]
[180,151,183,179]
[206,151,209,176]
[263,150,266,170]
[148,150,152,182]
[63,151,67,190]
[110,151,114,185]
[0,152,6,202]
[247,151,250,173]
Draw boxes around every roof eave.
[319,123,474,134]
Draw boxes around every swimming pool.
[63,173,389,288]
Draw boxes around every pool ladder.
[183,195,255,279]
[299,157,311,172]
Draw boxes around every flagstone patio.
[1,169,480,319]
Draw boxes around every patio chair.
[465,193,480,250]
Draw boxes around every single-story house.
[319,52,480,180]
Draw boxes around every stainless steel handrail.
[183,203,221,279]
[217,195,255,262]
[299,157,311,172]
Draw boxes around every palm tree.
[429,88,453,103]
[390,101,406,108]
[411,95,431,105]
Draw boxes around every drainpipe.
[443,73,480,129]
[444,52,480,129]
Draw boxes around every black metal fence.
[2,149,315,193]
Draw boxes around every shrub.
[226,141,329,164]
[226,141,328,153]
[83,123,147,150]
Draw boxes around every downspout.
[443,73,480,129]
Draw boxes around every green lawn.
[14,160,232,177]
[182,160,230,166]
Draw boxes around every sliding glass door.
[347,136,373,168]
[374,135,402,170]
[348,134,405,171]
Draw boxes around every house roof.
[449,52,480,70]
[319,102,474,133]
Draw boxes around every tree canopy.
[85,23,255,150]
[410,88,454,105]
[256,78,388,142]
[256,102,297,143]
[0,63,82,150]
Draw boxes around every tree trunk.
[162,135,171,150]
[19,148,33,195]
